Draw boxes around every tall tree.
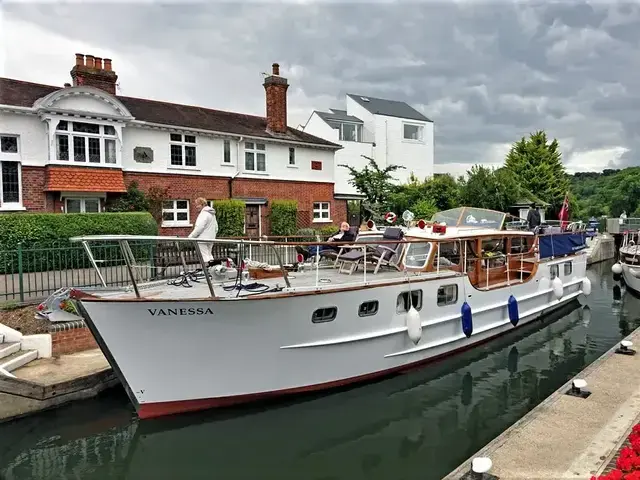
[339,156,405,221]
[504,130,571,216]
[458,165,522,212]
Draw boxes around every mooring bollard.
[566,378,591,399]
[468,457,493,479]
[616,340,636,356]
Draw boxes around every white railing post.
[363,245,367,284]
[437,242,441,274]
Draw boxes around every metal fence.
[0,238,300,304]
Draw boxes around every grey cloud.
[4,0,640,171]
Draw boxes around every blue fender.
[508,295,519,327]
[461,301,473,338]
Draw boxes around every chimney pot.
[272,63,280,76]
[70,53,118,95]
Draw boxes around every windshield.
[432,207,506,229]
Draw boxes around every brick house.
[0,54,344,236]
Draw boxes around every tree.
[339,156,405,221]
[106,181,167,224]
[504,130,571,216]
[458,165,522,212]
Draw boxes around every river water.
[0,260,634,480]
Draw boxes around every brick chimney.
[70,53,118,95]
[263,63,289,133]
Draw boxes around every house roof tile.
[45,166,127,193]
[0,77,341,149]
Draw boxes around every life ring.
[384,212,397,224]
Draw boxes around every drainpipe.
[229,137,244,198]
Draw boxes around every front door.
[245,205,260,238]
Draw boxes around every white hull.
[79,256,588,419]
[621,263,640,294]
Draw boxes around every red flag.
[558,193,569,229]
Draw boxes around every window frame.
[55,121,118,165]
[0,134,23,210]
[550,264,559,280]
[328,121,363,142]
[64,197,102,214]
[223,140,232,164]
[564,261,573,276]
[312,307,338,324]
[312,201,331,223]
[169,133,197,168]
[244,142,267,172]
[358,300,379,317]
[288,147,296,167]
[0,135,19,155]
[437,284,458,306]
[162,199,191,227]
[402,122,425,142]
[404,242,432,269]
[396,290,423,314]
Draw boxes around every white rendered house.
[303,93,434,197]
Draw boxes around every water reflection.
[0,260,635,480]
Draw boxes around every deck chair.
[319,226,360,264]
[338,227,405,275]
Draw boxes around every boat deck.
[85,264,459,301]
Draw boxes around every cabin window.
[564,262,572,276]
[435,241,461,270]
[405,242,431,269]
[550,264,559,279]
[312,307,337,324]
[437,285,458,306]
[358,301,379,317]
[396,290,423,314]
[481,237,507,268]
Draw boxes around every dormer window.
[327,121,363,142]
[55,120,117,164]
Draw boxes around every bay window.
[56,121,117,164]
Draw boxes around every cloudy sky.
[2,1,639,177]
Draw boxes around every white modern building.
[303,93,434,197]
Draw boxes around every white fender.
[552,276,563,299]
[631,269,640,279]
[582,277,592,296]
[406,306,422,344]
[612,263,623,275]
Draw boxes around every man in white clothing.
[189,197,218,264]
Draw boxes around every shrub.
[410,199,438,221]
[213,200,245,237]
[270,200,298,236]
[0,212,158,274]
[317,225,338,237]
[295,228,319,242]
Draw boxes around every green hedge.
[0,212,158,274]
[295,225,338,241]
[270,200,298,236]
[213,200,245,237]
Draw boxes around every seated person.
[296,222,356,260]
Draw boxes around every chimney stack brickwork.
[70,53,118,95]
[263,62,289,134]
